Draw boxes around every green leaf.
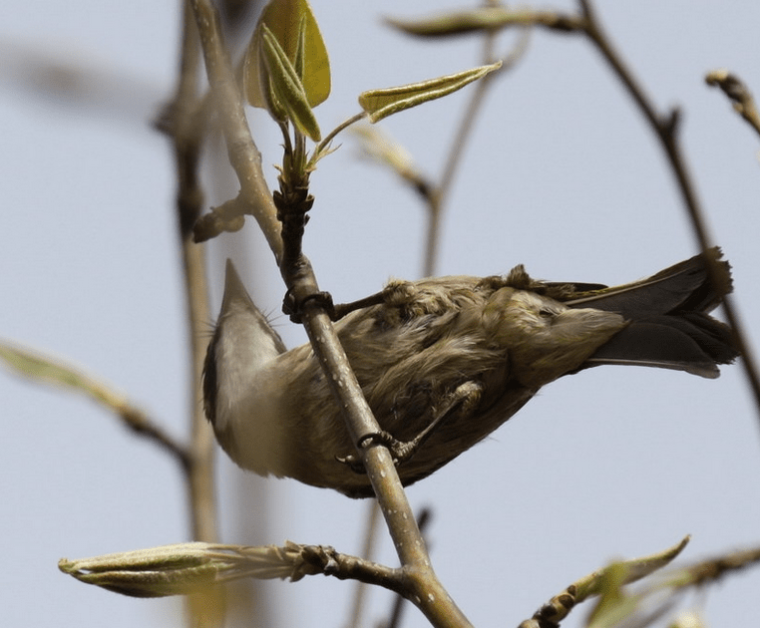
[260,25,321,141]
[574,536,690,603]
[294,15,307,79]
[244,0,330,109]
[59,541,323,598]
[59,543,220,598]
[257,42,289,124]
[358,62,501,123]
[0,341,126,410]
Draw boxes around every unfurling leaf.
[574,536,691,603]
[244,0,330,109]
[358,62,502,123]
[260,25,322,141]
[59,543,224,598]
[59,542,328,597]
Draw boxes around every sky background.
[2,2,760,627]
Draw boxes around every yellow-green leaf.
[358,62,502,123]
[60,541,324,598]
[574,536,690,603]
[244,0,330,109]
[0,341,126,411]
[257,41,289,124]
[260,25,321,141]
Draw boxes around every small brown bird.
[204,249,738,497]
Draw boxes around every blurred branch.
[668,544,760,588]
[159,0,219,548]
[0,341,190,469]
[378,5,532,276]
[344,501,382,628]
[706,69,760,139]
[0,38,161,123]
[385,7,583,37]
[423,24,530,277]
[158,3,223,624]
[345,16,530,624]
[578,0,760,427]
[520,541,760,628]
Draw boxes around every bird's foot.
[336,430,418,473]
[336,380,484,474]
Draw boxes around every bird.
[203,249,739,498]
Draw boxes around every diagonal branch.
[0,341,190,470]
[578,0,760,427]
[188,2,473,626]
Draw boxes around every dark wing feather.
[566,249,739,378]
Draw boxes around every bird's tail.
[565,249,739,378]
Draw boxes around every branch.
[423,24,530,276]
[159,3,223,624]
[0,341,190,470]
[519,540,760,628]
[159,0,220,546]
[59,541,403,598]
[344,500,383,628]
[378,8,533,276]
[188,2,472,626]
[519,536,690,627]
[385,8,585,37]
[578,0,760,429]
[669,545,760,589]
[282,259,472,628]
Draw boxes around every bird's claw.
[336,430,419,474]
[283,289,335,324]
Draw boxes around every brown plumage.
[204,249,738,497]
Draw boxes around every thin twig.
[345,498,382,628]
[162,2,223,625]
[165,0,219,546]
[421,21,529,276]
[578,0,760,426]
[0,340,192,471]
[313,112,368,166]
[119,405,192,471]
[154,7,224,627]
[705,69,760,139]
